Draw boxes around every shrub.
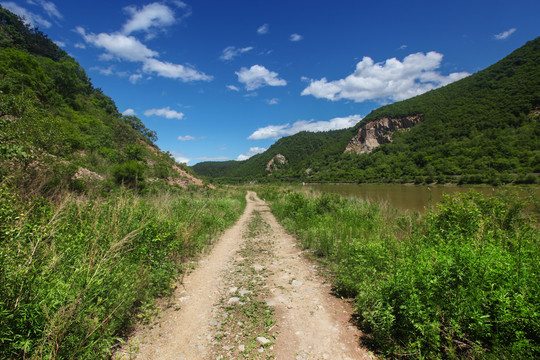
[266,187,539,359]
[112,160,146,186]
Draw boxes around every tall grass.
[0,185,245,359]
[261,186,539,359]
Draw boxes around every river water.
[304,183,512,213]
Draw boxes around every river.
[303,183,527,213]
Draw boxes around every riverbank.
[259,186,539,358]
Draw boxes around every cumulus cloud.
[301,52,470,103]
[290,33,303,42]
[75,3,211,83]
[122,108,137,116]
[237,147,267,161]
[257,24,269,34]
[266,98,279,105]
[220,46,254,61]
[1,1,51,28]
[236,65,287,91]
[77,28,158,61]
[494,28,516,40]
[142,58,212,81]
[122,3,175,35]
[248,115,363,140]
[144,107,185,120]
[177,135,196,141]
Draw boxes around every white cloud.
[77,28,158,62]
[248,115,363,140]
[494,28,516,40]
[178,135,196,141]
[74,42,86,49]
[129,73,142,84]
[301,52,470,103]
[227,84,240,91]
[35,0,62,19]
[236,65,287,91]
[170,151,190,164]
[237,147,267,161]
[75,4,211,83]
[1,2,51,27]
[122,3,175,35]
[399,44,407,50]
[122,108,137,116]
[257,24,269,34]
[144,107,185,120]
[142,58,213,81]
[290,33,303,42]
[95,66,114,75]
[54,40,65,47]
[220,46,254,61]
[266,98,279,105]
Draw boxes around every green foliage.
[0,7,66,61]
[112,160,147,186]
[0,6,190,194]
[265,187,539,358]
[0,184,245,359]
[123,115,158,144]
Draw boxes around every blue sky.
[3,0,539,164]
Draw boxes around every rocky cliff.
[344,115,424,154]
[266,154,288,172]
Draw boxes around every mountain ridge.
[193,37,540,185]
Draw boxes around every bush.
[266,187,540,359]
[112,160,146,186]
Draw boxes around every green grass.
[260,186,539,359]
[0,185,245,359]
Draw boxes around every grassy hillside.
[194,37,540,185]
[0,8,247,359]
[0,7,199,196]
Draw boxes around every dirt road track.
[115,191,374,360]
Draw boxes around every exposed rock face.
[140,139,205,187]
[72,167,104,181]
[345,114,424,154]
[266,154,287,172]
[168,164,204,188]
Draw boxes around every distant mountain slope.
[194,37,540,185]
[0,6,203,195]
[193,129,355,182]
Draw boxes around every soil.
[114,191,375,360]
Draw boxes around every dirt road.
[115,191,374,359]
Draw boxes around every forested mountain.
[0,6,201,195]
[194,37,540,185]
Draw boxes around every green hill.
[0,6,201,195]
[0,8,244,359]
[194,37,540,185]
